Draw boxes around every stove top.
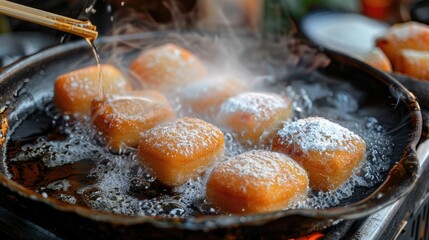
[345,139,429,240]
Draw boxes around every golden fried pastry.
[138,117,225,186]
[376,21,429,68]
[217,92,292,146]
[91,90,176,152]
[361,47,392,72]
[180,76,247,116]
[272,117,366,191]
[129,44,208,90]
[395,49,429,80]
[206,150,309,214]
[54,64,132,115]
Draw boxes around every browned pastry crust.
[138,117,225,186]
[129,44,207,90]
[272,117,366,191]
[207,150,309,214]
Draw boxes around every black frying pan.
[0,32,422,239]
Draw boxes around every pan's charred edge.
[0,32,422,238]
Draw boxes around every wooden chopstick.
[0,0,98,40]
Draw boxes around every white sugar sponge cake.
[206,150,309,214]
[138,117,225,186]
[395,49,429,81]
[91,90,176,152]
[272,117,366,191]
[129,44,208,90]
[216,92,292,146]
[376,21,429,68]
[54,64,132,115]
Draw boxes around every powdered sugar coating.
[105,92,173,121]
[276,117,364,153]
[182,79,225,100]
[144,45,195,71]
[181,76,245,101]
[179,76,247,117]
[214,150,307,187]
[66,76,98,98]
[218,92,290,122]
[130,44,207,87]
[140,117,224,158]
[93,98,173,129]
[61,65,129,100]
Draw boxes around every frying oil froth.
[7,71,393,216]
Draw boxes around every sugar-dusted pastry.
[361,47,392,72]
[216,92,292,146]
[206,150,309,214]
[395,49,429,81]
[54,64,132,115]
[180,76,247,116]
[91,90,176,152]
[138,117,225,186]
[272,117,366,191]
[129,44,208,90]
[376,21,429,68]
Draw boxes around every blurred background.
[0,0,426,67]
